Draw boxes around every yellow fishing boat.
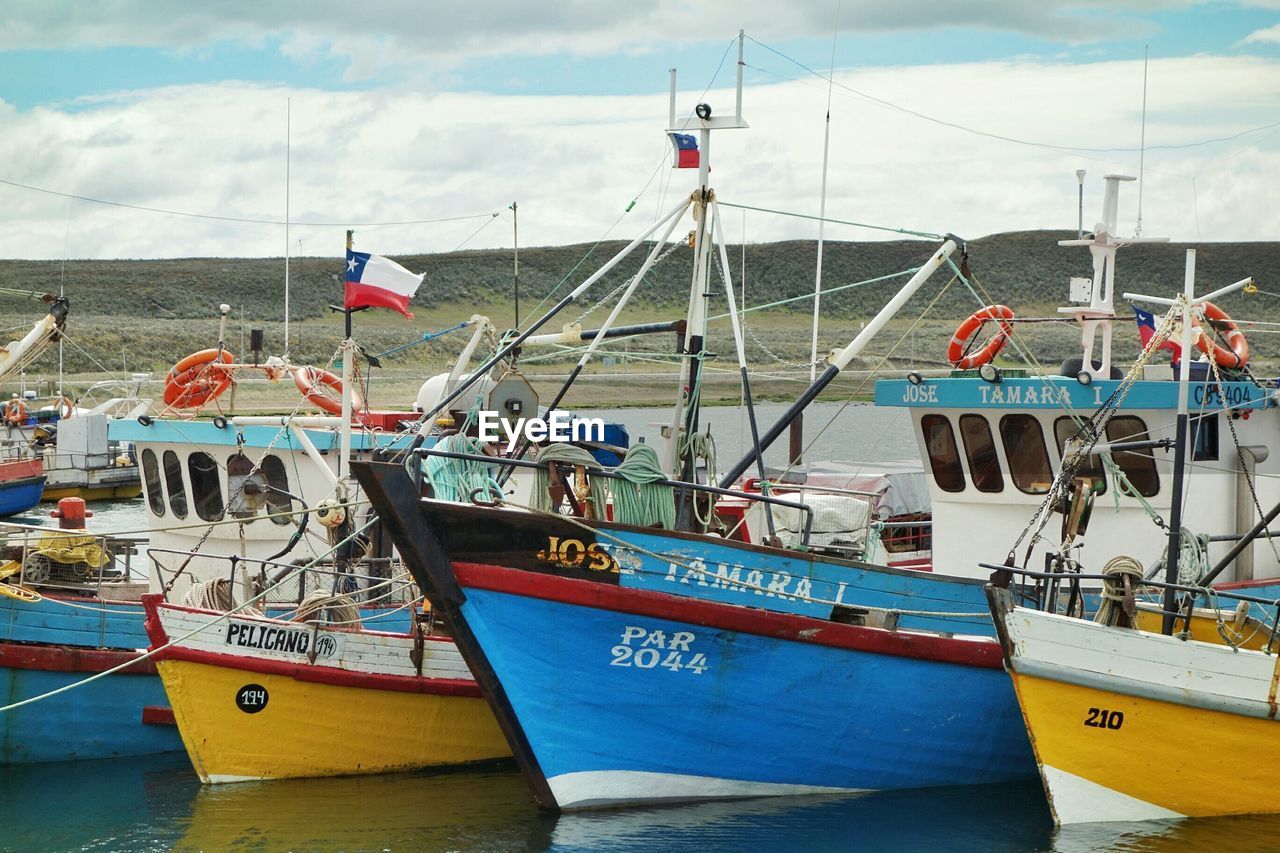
[143,594,510,783]
[988,580,1280,824]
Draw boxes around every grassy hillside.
[2,231,1276,387]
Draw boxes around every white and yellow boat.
[142,594,510,783]
[988,582,1280,825]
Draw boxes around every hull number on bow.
[609,624,708,675]
[1083,707,1124,730]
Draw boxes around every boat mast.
[285,97,291,354]
[660,31,749,497]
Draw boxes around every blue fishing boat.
[0,457,46,517]
[354,42,1279,811]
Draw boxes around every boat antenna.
[1135,46,1148,238]
[809,3,842,386]
[284,97,292,354]
[511,201,520,327]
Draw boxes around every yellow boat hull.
[1013,671,1280,821]
[158,659,511,783]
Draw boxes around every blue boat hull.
[0,476,45,518]
[457,563,1034,809]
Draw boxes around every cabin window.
[226,454,259,519]
[999,414,1053,495]
[188,452,224,521]
[1105,416,1160,497]
[958,414,1003,493]
[921,414,965,493]
[1053,417,1107,496]
[261,455,293,526]
[1191,414,1219,462]
[141,449,165,516]
[162,450,188,518]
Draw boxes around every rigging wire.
[0,178,501,228]
[743,35,1280,157]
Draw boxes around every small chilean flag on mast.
[671,133,699,169]
[344,250,424,318]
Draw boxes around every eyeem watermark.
[477,411,605,444]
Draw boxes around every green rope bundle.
[424,434,501,503]
[532,443,610,517]
[612,444,676,530]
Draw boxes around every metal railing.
[415,447,817,546]
[147,546,417,607]
[0,520,144,595]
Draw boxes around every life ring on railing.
[947,305,1015,369]
[163,349,235,408]
[293,366,363,416]
[55,396,73,419]
[1195,301,1249,369]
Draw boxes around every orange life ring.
[164,349,234,408]
[55,396,73,419]
[293,366,363,416]
[1194,301,1249,369]
[947,305,1015,369]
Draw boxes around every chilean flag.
[344,250,423,319]
[1134,306,1181,359]
[672,133,699,169]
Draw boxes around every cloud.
[1241,23,1280,44]
[1,54,1278,264]
[0,1,1211,75]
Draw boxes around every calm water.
[6,404,1279,850]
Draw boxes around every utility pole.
[511,202,520,327]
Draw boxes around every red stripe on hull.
[0,640,157,675]
[141,705,176,725]
[156,644,483,697]
[453,561,1000,669]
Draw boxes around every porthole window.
[1105,416,1160,497]
[188,452,224,521]
[999,414,1053,495]
[921,414,965,493]
[1053,417,1107,496]
[141,449,165,517]
[162,450,188,518]
[958,414,1003,493]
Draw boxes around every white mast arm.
[827,239,960,371]
[0,300,70,385]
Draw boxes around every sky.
[2,1,1280,263]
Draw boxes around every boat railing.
[147,547,418,608]
[415,446,816,546]
[981,561,1280,644]
[0,521,144,596]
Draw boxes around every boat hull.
[991,586,1280,824]
[455,561,1034,810]
[157,658,509,783]
[0,476,45,517]
[0,593,415,765]
[0,641,179,763]
[145,600,510,782]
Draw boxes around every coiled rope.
[424,433,502,503]
[1094,555,1144,627]
[611,444,676,529]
